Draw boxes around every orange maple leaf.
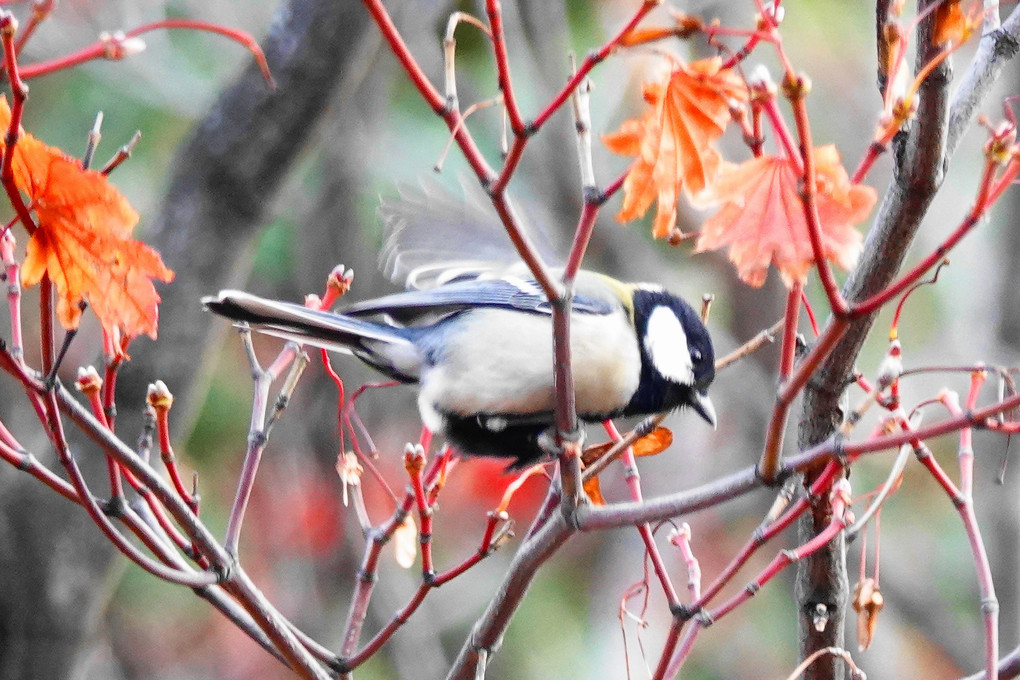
[933,0,982,46]
[581,427,674,505]
[604,57,747,238]
[0,98,173,338]
[695,145,876,288]
[582,476,607,506]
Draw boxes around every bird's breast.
[417,307,642,419]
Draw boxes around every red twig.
[223,322,307,557]
[530,0,659,131]
[341,461,526,673]
[708,478,851,622]
[788,86,850,318]
[636,521,679,610]
[0,12,37,237]
[19,19,274,87]
[149,382,206,563]
[852,140,889,185]
[100,337,124,428]
[654,523,705,678]
[600,167,629,204]
[652,461,841,679]
[361,0,495,183]
[850,156,1007,316]
[125,20,273,85]
[341,380,400,503]
[343,584,430,672]
[719,1,782,70]
[76,368,125,498]
[404,444,433,575]
[904,403,999,680]
[760,302,841,483]
[37,275,54,375]
[671,524,701,603]
[342,507,514,671]
[778,283,802,381]
[0,425,77,501]
[655,475,851,680]
[800,290,819,337]
[697,460,841,611]
[150,387,196,509]
[45,388,217,587]
[339,495,415,662]
[604,420,681,610]
[1,228,23,357]
[485,0,524,135]
[339,451,459,668]
[0,349,327,676]
[12,0,50,54]
[757,90,802,170]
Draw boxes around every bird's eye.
[692,349,703,361]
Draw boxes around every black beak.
[690,391,717,430]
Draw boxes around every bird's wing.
[378,179,564,290]
[342,276,615,323]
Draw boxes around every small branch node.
[247,429,267,450]
[831,433,849,468]
[330,657,352,675]
[980,596,1000,614]
[670,602,696,621]
[213,561,233,584]
[357,568,379,585]
[693,608,714,627]
[103,494,127,518]
[16,451,34,471]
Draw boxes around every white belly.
[418,307,641,419]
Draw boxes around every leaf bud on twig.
[146,379,174,412]
[74,365,102,394]
[100,31,146,60]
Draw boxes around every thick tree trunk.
[793,3,950,678]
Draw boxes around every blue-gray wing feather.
[342,278,614,321]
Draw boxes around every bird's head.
[628,286,716,427]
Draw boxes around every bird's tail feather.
[203,290,419,378]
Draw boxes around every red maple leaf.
[695,145,876,287]
[1,98,174,338]
[604,57,747,238]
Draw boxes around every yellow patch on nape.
[586,272,637,323]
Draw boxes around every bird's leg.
[539,426,589,525]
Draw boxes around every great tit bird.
[203,187,717,468]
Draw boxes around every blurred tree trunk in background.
[0,442,121,680]
[121,0,371,431]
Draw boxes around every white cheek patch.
[643,306,695,385]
